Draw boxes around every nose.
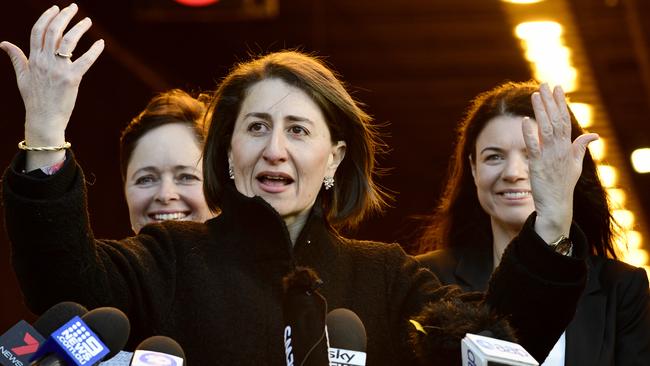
[501,155,528,182]
[262,127,288,164]
[155,177,180,204]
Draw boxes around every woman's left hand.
[522,83,599,243]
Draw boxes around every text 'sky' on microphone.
[325,308,366,366]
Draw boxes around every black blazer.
[417,247,650,365]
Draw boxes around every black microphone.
[33,302,89,336]
[0,302,88,366]
[31,307,131,366]
[325,309,367,366]
[129,336,186,366]
[408,294,519,366]
[282,266,329,366]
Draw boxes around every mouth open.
[256,173,294,186]
[148,212,190,221]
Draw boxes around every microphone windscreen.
[135,336,186,360]
[33,301,89,336]
[326,308,367,352]
[82,307,131,360]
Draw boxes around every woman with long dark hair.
[416,81,650,365]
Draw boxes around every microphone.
[0,302,88,366]
[408,294,519,366]
[31,307,131,366]
[33,302,89,336]
[129,336,185,366]
[325,309,366,366]
[282,266,329,366]
[461,332,538,366]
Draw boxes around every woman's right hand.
[523,83,599,244]
[0,3,104,170]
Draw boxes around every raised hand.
[522,83,599,243]
[0,3,104,170]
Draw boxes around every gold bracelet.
[18,140,71,152]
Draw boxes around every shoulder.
[415,248,458,271]
[336,237,407,261]
[590,256,649,292]
[136,220,212,252]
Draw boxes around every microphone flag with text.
[0,302,88,366]
[129,335,186,366]
[282,266,329,366]
[461,332,538,366]
[31,306,130,366]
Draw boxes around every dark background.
[1,0,649,329]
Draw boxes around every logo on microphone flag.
[30,316,109,366]
[0,320,45,366]
[131,350,184,366]
[11,332,40,356]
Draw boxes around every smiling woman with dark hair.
[416,81,650,365]
[119,89,214,233]
[2,4,600,365]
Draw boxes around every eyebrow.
[479,146,503,155]
[243,112,314,124]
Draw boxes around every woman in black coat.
[2,5,594,365]
[416,81,650,365]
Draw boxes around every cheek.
[125,189,151,214]
[475,166,498,189]
[298,149,331,184]
[185,186,208,208]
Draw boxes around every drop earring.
[323,176,334,190]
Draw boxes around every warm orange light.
[597,165,618,188]
[174,0,219,7]
[588,138,605,161]
[631,148,650,173]
[607,188,626,209]
[570,102,593,128]
[613,209,635,230]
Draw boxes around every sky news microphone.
[31,307,130,366]
[325,309,366,366]
[0,302,88,366]
[282,267,329,366]
[461,332,538,366]
[129,336,185,366]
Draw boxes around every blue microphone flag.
[31,316,109,366]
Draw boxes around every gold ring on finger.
[55,51,73,59]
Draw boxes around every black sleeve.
[486,212,588,362]
[2,151,184,347]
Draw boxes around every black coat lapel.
[454,245,493,292]
[565,257,606,365]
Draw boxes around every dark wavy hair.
[417,81,618,258]
[202,50,389,229]
[119,89,210,181]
